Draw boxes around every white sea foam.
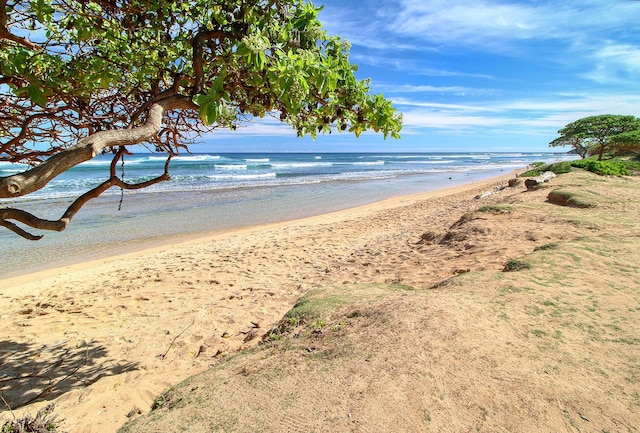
[271,162,333,169]
[335,160,385,166]
[207,173,276,180]
[408,160,456,164]
[174,154,221,162]
[215,164,248,170]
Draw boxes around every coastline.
[1,169,518,282]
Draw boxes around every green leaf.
[236,42,251,57]
[26,84,47,107]
[204,101,219,125]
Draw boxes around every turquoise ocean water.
[1,152,575,278]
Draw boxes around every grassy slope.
[120,170,640,433]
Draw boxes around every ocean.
[1,152,575,278]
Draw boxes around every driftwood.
[525,171,556,190]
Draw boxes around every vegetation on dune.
[1,404,64,433]
[521,156,640,178]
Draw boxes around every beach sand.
[1,170,639,432]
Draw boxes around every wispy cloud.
[377,84,476,95]
[391,98,501,113]
[387,0,640,51]
[202,117,297,140]
[583,42,640,83]
[395,91,640,135]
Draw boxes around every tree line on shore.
[550,114,640,160]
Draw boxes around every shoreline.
[0,170,519,285]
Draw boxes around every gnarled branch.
[0,148,173,240]
[0,0,39,51]
[192,29,242,94]
[0,95,194,198]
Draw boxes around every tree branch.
[192,29,241,94]
[0,0,39,51]
[0,95,195,198]
[0,150,173,240]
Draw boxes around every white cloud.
[392,98,501,113]
[202,117,297,140]
[378,84,475,94]
[584,42,640,83]
[395,91,640,135]
[391,0,544,44]
[388,0,640,51]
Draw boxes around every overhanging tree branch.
[0,148,173,240]
[0,0,39,51]
[0,95,194,198]
[1,1,402,240]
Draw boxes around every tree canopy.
[549,115,640,160]
[608,130,640,154]
[0,0,402,240]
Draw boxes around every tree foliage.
[549,115,640,160]
[0,0,402,239]
[608,130,640,154]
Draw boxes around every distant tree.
[0,0,402,240]
[549,115,640,160]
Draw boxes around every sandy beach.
[2,169,639,432]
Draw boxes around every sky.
[203,0,640,153]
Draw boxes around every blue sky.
[203,0,640,153]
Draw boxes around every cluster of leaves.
[1,404,64,433]
[550,115,640,160]
[546,161,572,174]
[520,161,548,177]
[1,0,401,166]
[1,0,402,239]
[570,159,632,176]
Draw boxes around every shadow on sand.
[0,339,138,411]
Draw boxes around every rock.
[417,231,439,244]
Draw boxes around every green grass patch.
[478,205,513,214]
[547,189,598,208]
[534,243,560,252]
[284,291,348,322]
[503,259,532,272]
